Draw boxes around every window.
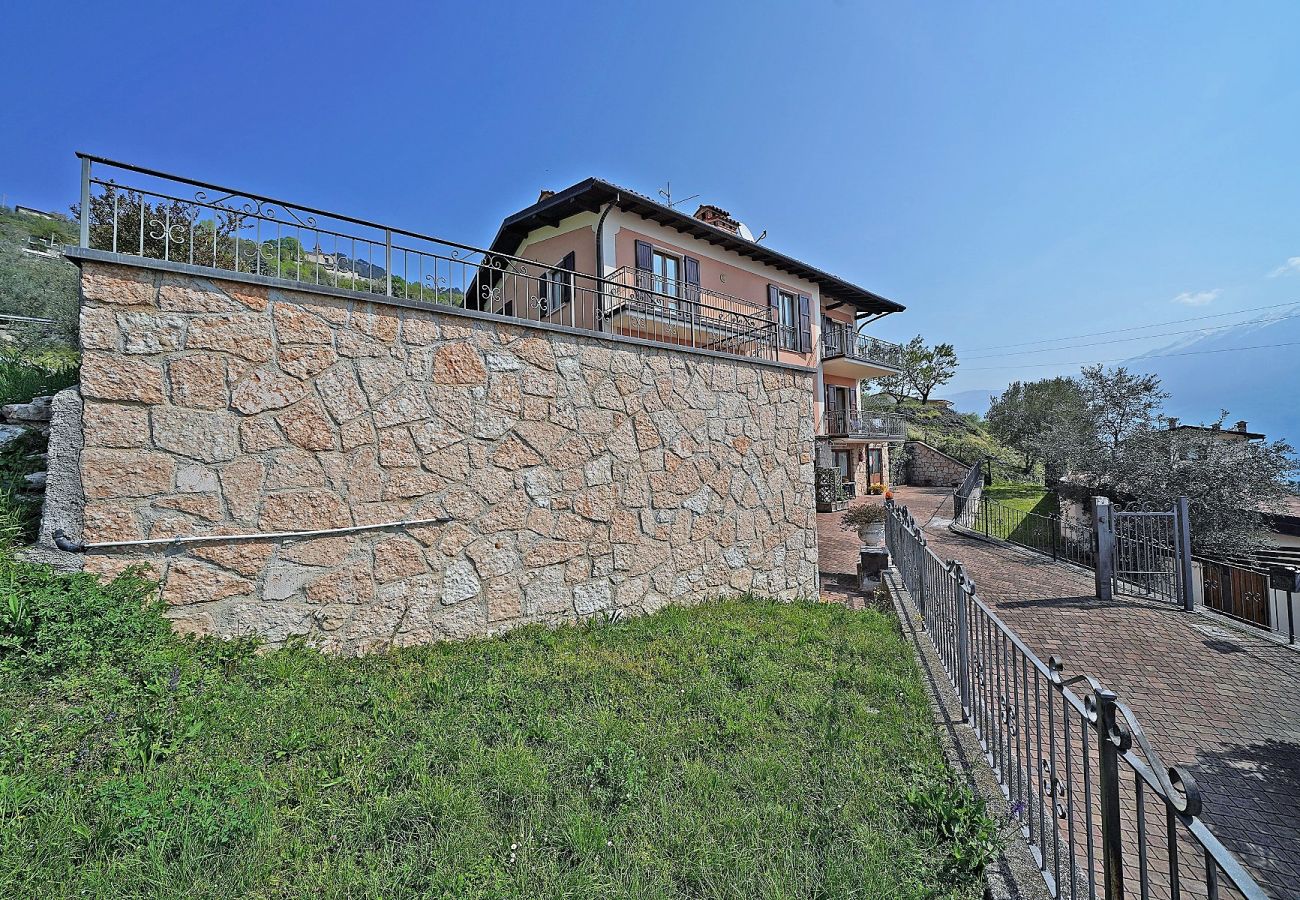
[778,289,798,349]
[540,251,575,314]
[652,249,680,305]
[833,449,853,481]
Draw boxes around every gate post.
[1095,688,1128,900]
[1176,496,1195,613]
[1093,497,1115,602]
[953,562,973,720]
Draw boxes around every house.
[476,179,907,499]
[1166,417,1265,444]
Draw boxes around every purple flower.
[1010,800,1026,818]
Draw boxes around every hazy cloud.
[1268,256,1300,277]
[1172,289,1221,307]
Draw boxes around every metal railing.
[886,500,1268,900]
[73,154,780,362]
[820,409,907,440]
[820,321,904,370]
[960,492,1099,570]
[953,461,984,525]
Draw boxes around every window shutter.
[684,256,701,304]
[559,251,576,307]
[798,294,812,352]
[635,240,653,271]
[768,284,779,315]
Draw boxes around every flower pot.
[859,521,886,547]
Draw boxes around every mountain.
[1126,304,1300,449]
[937,388,1002,416]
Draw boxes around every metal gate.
[1110,499,1193,606]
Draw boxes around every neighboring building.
[14,205,68,221]
[478,179,907,499]
[1166,417,1265,444]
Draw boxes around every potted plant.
[841,503,888,547]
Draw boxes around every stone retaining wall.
[58,259,817,652]
[902,440,970,487]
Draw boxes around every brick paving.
[819,487,1300,898]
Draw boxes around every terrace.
[820,319,904,378]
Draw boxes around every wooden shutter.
[635,240,653,271]
[798,294,812,352]
[684,256,701,304]
[559,251,575,306]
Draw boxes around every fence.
[954,485,1098,571]
[820,320,905,370]
[885,501,1268,900]
[74,154,780,362]
[820,409,908,440]
[952,461,984,526]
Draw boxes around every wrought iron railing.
[886,501,1269,900]
[820,410,907,440]
[820,321,904,370]
[953,461,984,525]
[73,154,780,362]
[958,492,1099,571]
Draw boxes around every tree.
[987,377,1087,476]
[1107,416,1296,556]
[1028,366,1297,554]
[900,336,958,403]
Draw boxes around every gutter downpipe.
[594,195,618,332]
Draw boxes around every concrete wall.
[57,258,818,652]
[902,440,970,488]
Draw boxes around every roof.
[1170,424,1266,441]
[484,178,905,316]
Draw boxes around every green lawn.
[0,557,995,899]
[975,484,1059,549]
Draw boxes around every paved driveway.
[820,486,1300,897]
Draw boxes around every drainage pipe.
[52,516,452,554]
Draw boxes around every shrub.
[841,503,887,532]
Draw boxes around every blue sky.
[3,1,1299,409]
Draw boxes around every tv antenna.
[658,181,700,209]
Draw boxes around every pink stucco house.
[477,179,907,497]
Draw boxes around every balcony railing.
[600,266,781,353]
[820,410,907,440]
[821,322,903,371]
[72,154,781,363]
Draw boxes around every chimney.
[537,189,555,203]
[694,203,741,235]
[1235,420,1248,433]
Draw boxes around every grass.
[0,558,997,899]
[976,484,1060,550]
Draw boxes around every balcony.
[820,322,902,379]
[819,410,907,441]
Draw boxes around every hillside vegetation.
[877,400,1037,483]
[0,207,79,341]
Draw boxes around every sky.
[3,1,1299,418]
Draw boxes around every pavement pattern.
[819,486,1300,899]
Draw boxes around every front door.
[867,447,883,485]
[832,449,855,498]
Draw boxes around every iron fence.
[962,492,1098,570]
[953,462,984,525]
[820,320,904,369]
[74,154,780,361]
[820,409,908,440]
[885,500,1268,900]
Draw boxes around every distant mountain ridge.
[936,388,1000,416]
[1126,303,1300,448]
